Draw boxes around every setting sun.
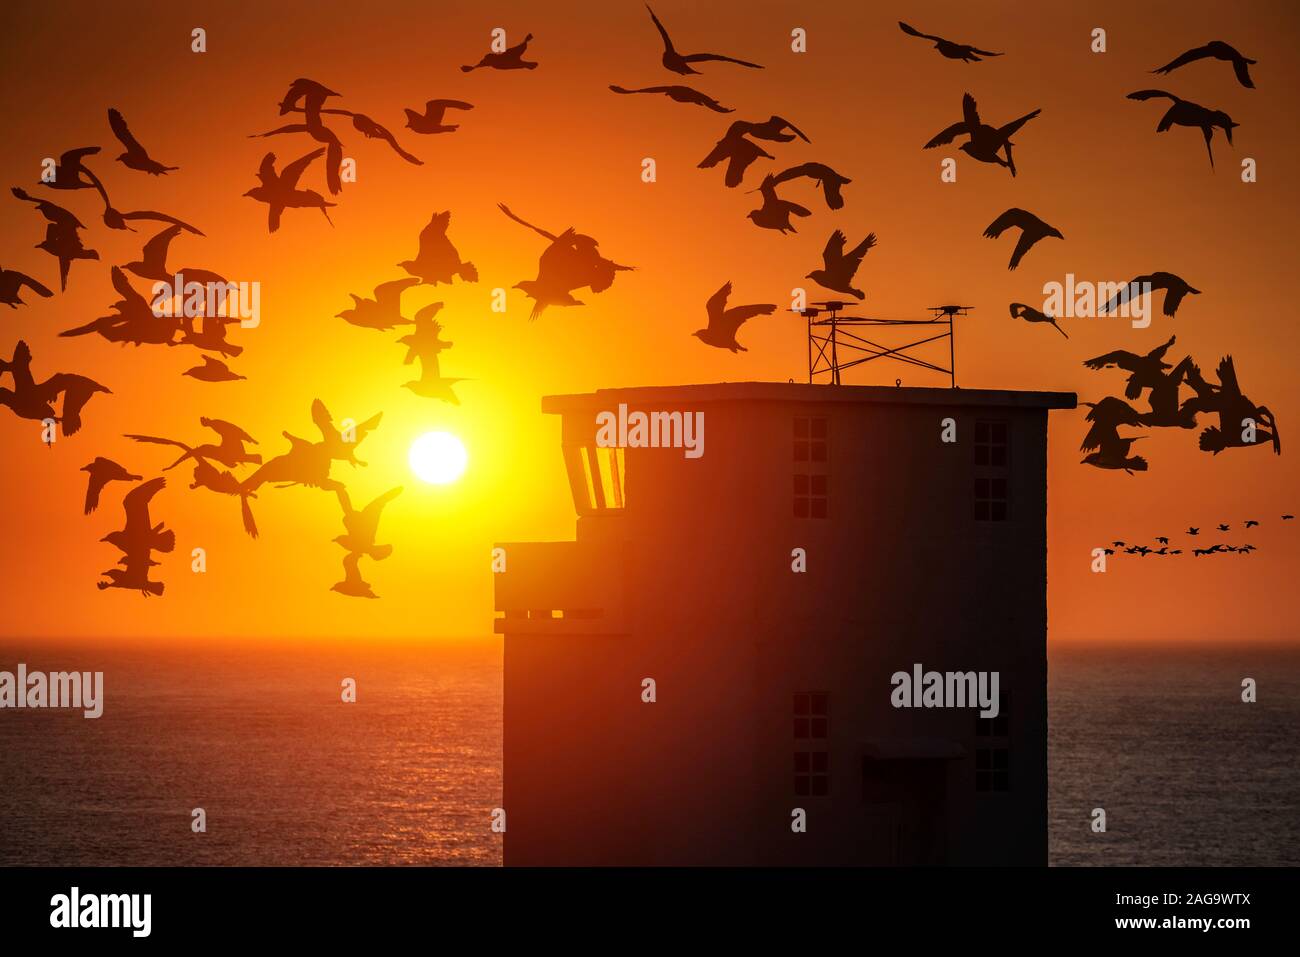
[409,431,468,485]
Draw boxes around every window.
[973,420,1009,522]
[793,416,828,462]
[793,474,827,519]
[974,420,1008,467]
[563,445,625,514]
[976,691,1010,792]
[973,477,1007,522]
[793,692,829,796]
[976,748,1009,792]
[793,416,828,519]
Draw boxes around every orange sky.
[1,0,1297,644]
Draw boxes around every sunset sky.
[1,0,1297,645]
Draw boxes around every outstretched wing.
[1152,44,1213,74]
[898,21,942,43]
[983,208,1028,239]
[280,148,326,189]
[822,230,847,268]
[705,281,732,326]
[1083,349,1140,371]
[924,121,968,148]
[108,108,145,153]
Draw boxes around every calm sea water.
[0,641,1295,866]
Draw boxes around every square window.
[974,419,1010,471]
[793,693,810,715]
[810,694,828,715]
[974,475,1008,523]
[794,718,809,738]
[794,752,810,773]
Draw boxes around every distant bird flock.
[0,9,1280,598]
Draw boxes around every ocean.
[0,641,1296,866]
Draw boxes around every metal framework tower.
[800,302,972,387]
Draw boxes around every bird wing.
[201,417,256,446]
[822,230,847,268]
[374,277,421,309]
[13,271,53,298]
[705,282,732,325]
[1216,355,1239,394]
[720,303,776,337]
[353,411,383,443]
[1127,89,1178,102]
[982,208,1028,239]
[1230,53,1255,88]
[646,5,676,54]
[1153,45,1212,74]
[417,211,452,254]
[312,398,334,439]
[961,93,981,129]
[121,210,203,235]
[898,21,942,43]
[498,203,557,242]
[681,53,763,68]
[121,476,165,532]
[108,108,145,153]
[110,266,147,306]
[924,121,969,148]
[847,232,877,263]
[281,148,326,189]
[361,486,404,524]
[1083,350,1139,371]
[139,224,182,269]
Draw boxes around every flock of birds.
[1102,513,1294,562]
[0,10,1282,598]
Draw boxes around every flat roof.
[542,381,1077,413]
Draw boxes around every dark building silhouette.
[494,382,1076,865]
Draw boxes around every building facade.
[495,382,1076,865]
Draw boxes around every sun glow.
[408,431,468,485]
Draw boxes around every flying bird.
[337,278,421,330]
[1083,336,1179,400]
[806,230,877,300]
[404,99,474,134]
[1182,356,1280,456]
[746,174,811,234]
[0,266,53,308]
[398,301,452,367]
[1188,527,1199,535]
[499,203,633,319]
[1098,272,1199,318]
[608,84,731,113]
[97,477,173,597]
[127,417,261,471]
[1009,302,1067,339]
[770,162,851,210]
[332,486,403,597]
[1153,41,1256,88]
[108,108,178,175]
[60,266,181,347]
[10,186,99,290]
[691,281,775,352]
[1127,90,1238,169]
[81,458,141,515]
[1079,398,1148,474]
[898,21,1003,62]
[982,208,1063,270]
[645,5,762,75]
[42,147,106,193]
[698,131,774,188]
[399,211,478,286]
[462,32,538,71]
[242,149,335,232]
[182,355,245,382]
[1244,520,1259,528]
[925,93,1040,176]
[0,340,110,435]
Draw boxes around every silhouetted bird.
[10,187,99,290]
[61,266,181,347]
[609,84,732,113]
[645,5,762,75]
[691,281,775,352]
[81,458,141,515]
[404,361,464,405]
[770,163,851,210]
[462,32,538,71]
[399,211,478,286]
[243,150,335,233]
[747,174,810,234]
[1127,90,1237,169]
[405,99,474,134]
[1156,536,1169,545]
[102,205,202,235]
[1098,272,1199,318]
[258,78,346,193]
[108,108,178,174]
[1112,541,1125,547]
[1182,356,1280,455]
[312,399,382,467]
[337,278,420,330]
[1284,514,1295,520]
[124,223,227,291]
[334,486,402,559]
[1153,41,1256,88]
[983,208,1063,270]
[0,267,53,308]
[727,116,810,143]
[43,147,105,193]
[1083,335,1179,400]
[183,356,245,382]
[1244,519,1259,528]
[898,21,1002,62]
[332,553,377,599]
[397,302,448,362]
[0,340,109,435]
[1080,397,1148,473]
[925,93,1040,176]
[1188,527,1199,535]
[807,230,876,300]
[499,204,633,318]
[98,477,172,597]
[128,416,261,471]
[698,131,774,188]
[331,109,421,165]
[1217,523,1230,531]
[1009,302,1067,338]
[1137,355,1198,429]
